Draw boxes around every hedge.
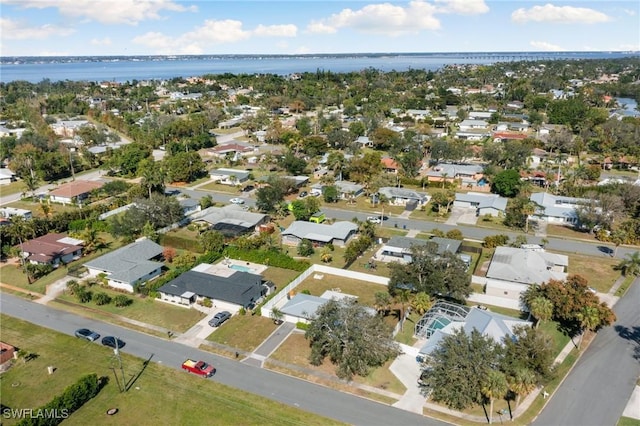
[223,247,310,271]
[17,374,105,426]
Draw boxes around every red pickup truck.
[181,359,215,377]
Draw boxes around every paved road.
[178,186,637,260]
[0,294,446,426]
[533,277,640,426]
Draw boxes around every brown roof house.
[0,342,17,367]
[49,180,103,205]
[20,233,83,267]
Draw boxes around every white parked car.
[367,216,382,224]
[229,198,245,205]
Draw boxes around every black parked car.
[241,185,255,193]
[101,336,125,349]
[208,311,232,327]
[75,328,100,342]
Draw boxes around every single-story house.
[377,236,462,263]
[426,163,485,187]
[311,181,364,200]
[0,168,16,185]
[0,207,32,220]
[281,221,358,247]
[453,192,507,217]
[20,233,83,267]
[377,187,430,207]
[179,198,201,216]
[209,168,250,185]
[157,266,265,310]
[381,157,400,174]
[259,175,309,188]
[50,120,91,137]
[484,246,568,302]
[87,142,125,156]
[355,136,373,147]
[207,142,255,158]
[529,192,592,225]
[195,205,269,237]
[459,119,489,131]
[279,291,360,324]
[416,302,531,359]
[49,180,104,205]
[83,238,164,293]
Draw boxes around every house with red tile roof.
[19,233,83,267]
[49,180,103,205]
[381,157,399,173]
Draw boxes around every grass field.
[294,275,388,307]
[55,287,205,333]
[565,252,620,292]
[206,314,278,352]
[0,315,342,426]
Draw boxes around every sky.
[1,0,639,56]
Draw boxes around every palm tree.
[410,292,432,315]
[529,296,553,329]
[576,305,601,349]
[79,226,106,255]
[522,200,539,234]
[140,162,166,198]
[374,291,392,316]
[481,370,509,424]
[610,229,627,258]
[617,251,640,276]
[394,289,412,331]
[508,368,537,409]
[6,216,35,268]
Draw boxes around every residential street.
[533,277,640,426]
[0,293,446,426]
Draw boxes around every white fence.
[261,264,388,319]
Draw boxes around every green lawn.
[0,315,341,426]
[0,180,26,196]
[55,287,205,333]
[546,224,598,241]
[618,417,640,426]
[294,275,388,307]
[261,266,301,289]
[566,252,620,292]
[197,181,242,193]
[206,313,278,352]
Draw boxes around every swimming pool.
[230,264,253,273]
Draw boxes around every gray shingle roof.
[385,236,461,254]
[486,246,568,285]
[158,270,263,307]
[197,205,267,228]
[280,293,326,319]
[83,239,163,283]
[378,187,428,202]
[455,192,507,211]
[282,221,358,242]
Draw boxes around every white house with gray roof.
[209,168,250,185]
[281,221,358,247]
[484,246,568,302]
[194,205,268,237]
[83,238,164,293]
[529,192,592,225]
[377,187,430,207]
[280,291,364,324]
[377,236,462,264]
[454,192,507,217]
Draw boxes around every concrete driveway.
[446,207,478,225]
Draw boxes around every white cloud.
[434,0,489,15]
[306,21,338,34]
[0,18,75,40]
[512,4,611,24]
[530,41,566,51]
[253,24,297,37]
[308,1,441,36]
[90,37,112,46]
[622,9,636,16]
[2,0,196,25]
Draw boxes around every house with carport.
[194,205,269,237]
[281,221,358,247]
[453,192,507,217]
[83,238,164,293]
[377,187,430,207]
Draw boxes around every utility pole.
[68,147,75,181]
[114,340,126,392]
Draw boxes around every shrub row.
[223,247,310,271]
[17,374,105,426]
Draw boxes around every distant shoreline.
[1,51,637,84]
